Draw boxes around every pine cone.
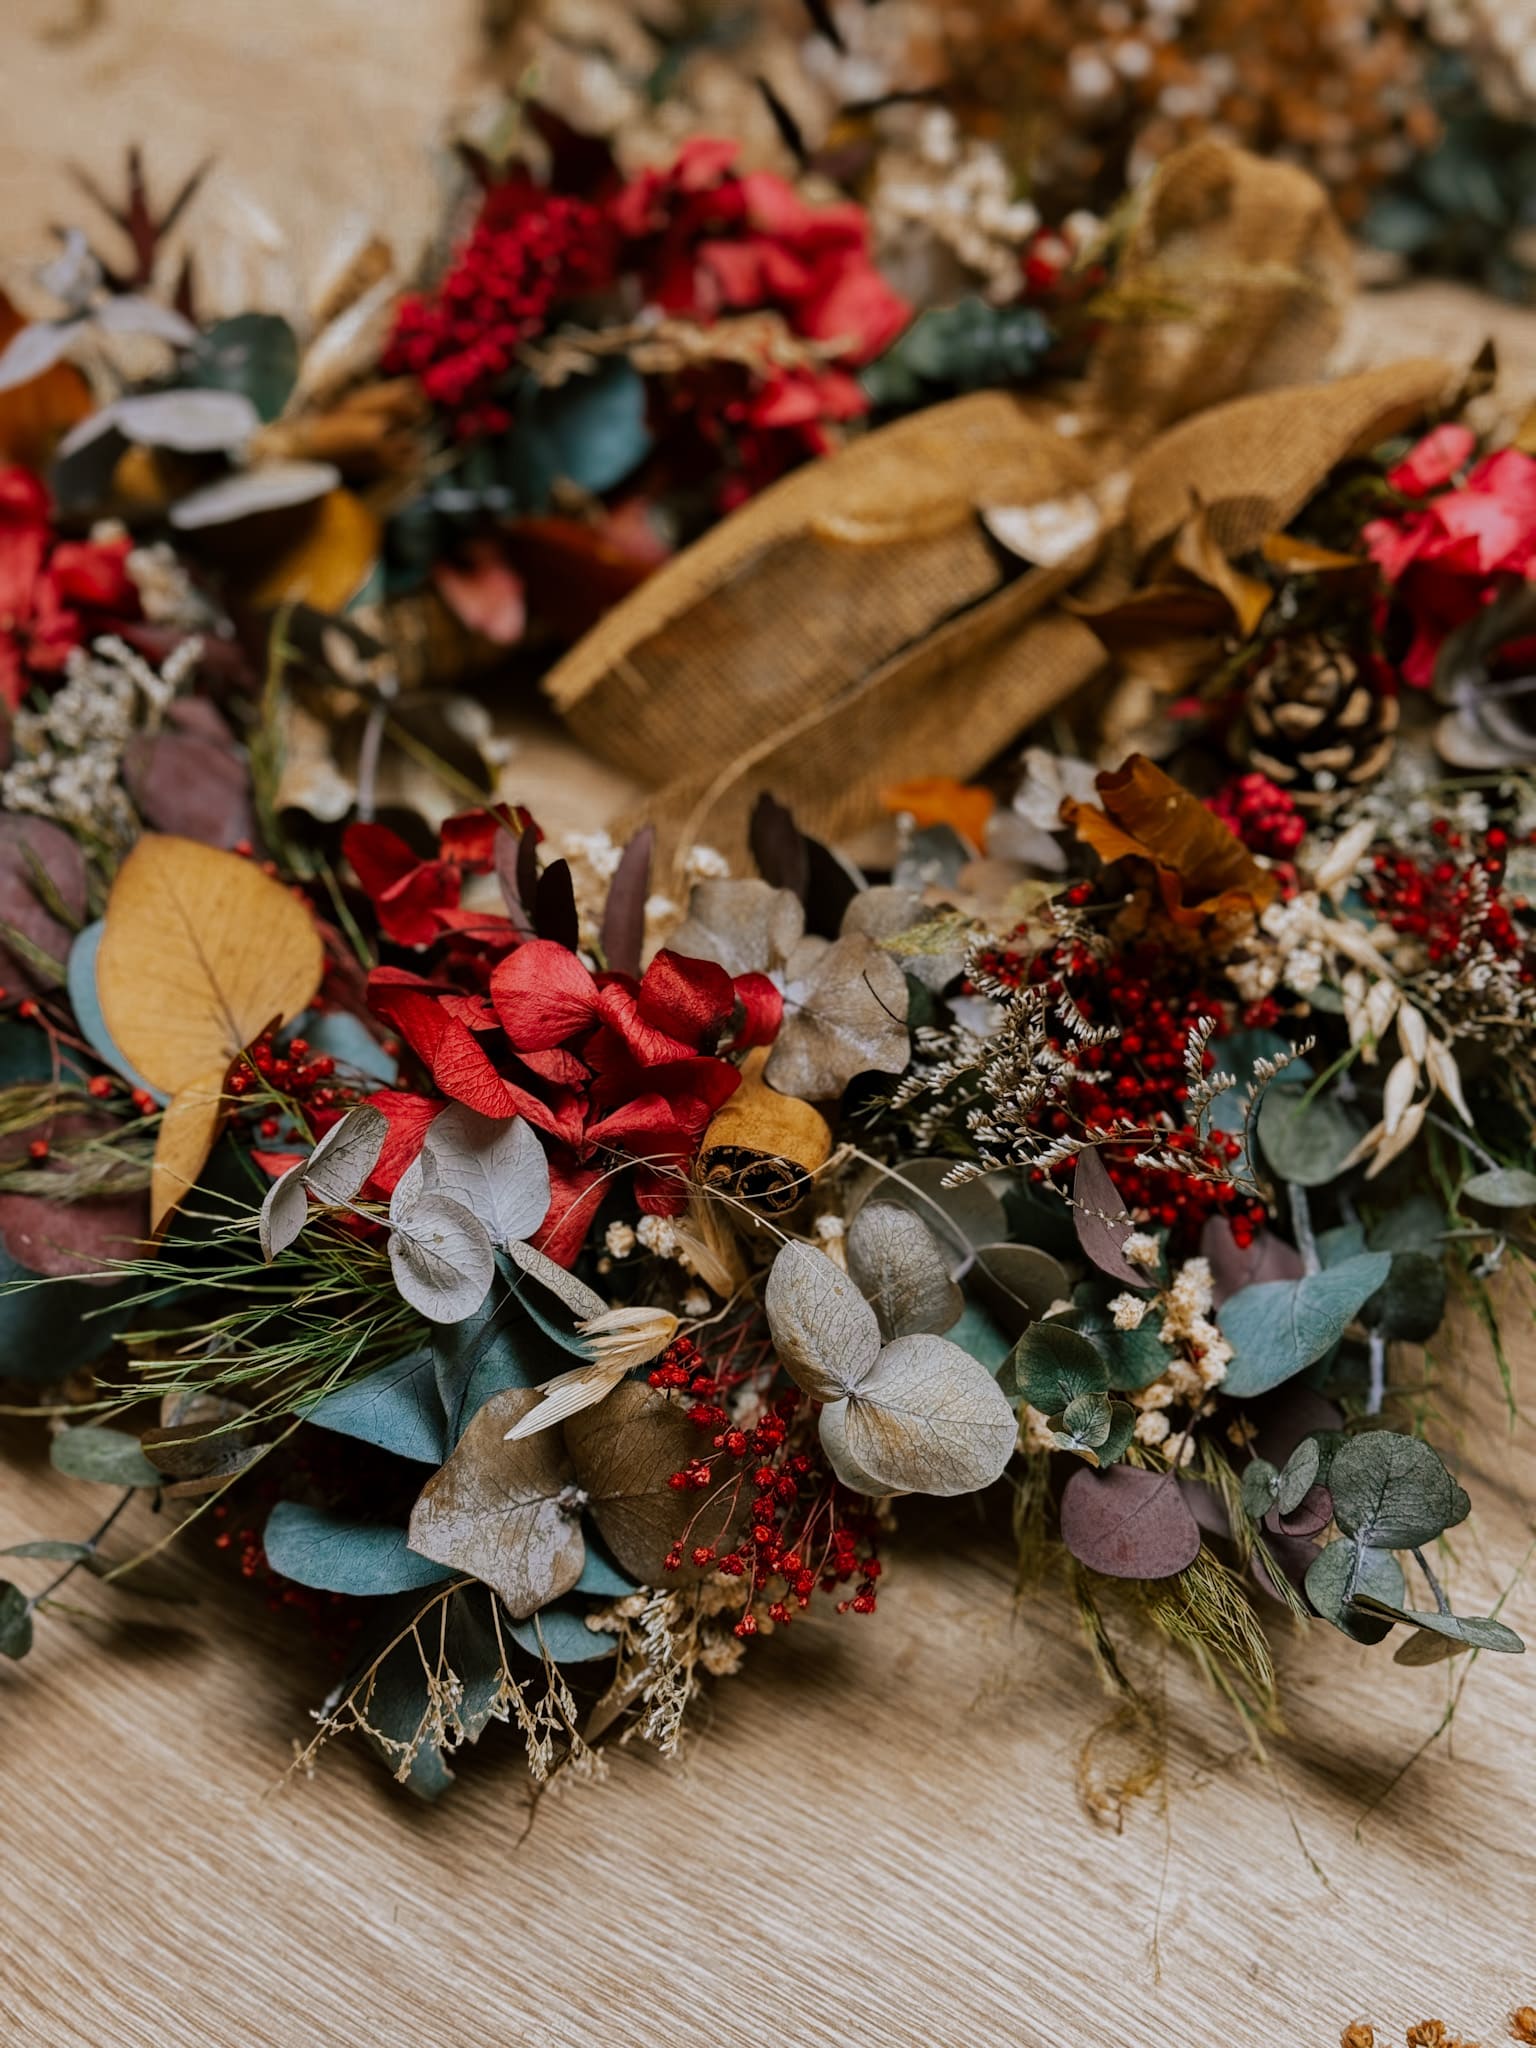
[1242,636,1398,810]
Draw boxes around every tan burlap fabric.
[541,142,1457,877]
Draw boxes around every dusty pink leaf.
[1059,1462,1201,1579]
[0,815,87,996]
[1071,1147,1149,1289]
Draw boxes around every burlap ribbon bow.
[542,141,1456,875]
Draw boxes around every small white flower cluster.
[0,634,200,843]
[870,107,1045,303]
[1127,1256,1231,1458]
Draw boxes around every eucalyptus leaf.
[764,932,909,1100]
[1462,1166,1536,1209]
[764,1240,882,1400]
[302,1103,388,1206]
[505,1235,606,1321]
[184,312,299,421]
[305,1350,446,1465]
[1362,1249,1446,1343]
[1240,1458,1280,1521]
[846,1201,962,1341]
[858,1160,1009,1272]
[1004,1319,1109,1411]
[1304,1538,1405,1643]
[259,1162,308,1261]
[507,1603,620,1664]
[1328,1432,1470,1550]
[971,1243,1070,1335]
[1257,1084,1368,1187]
[387,1191,496,1325]
[50,1425,161,1488]
[112,387,260,452]
[1,1539,93,1562]
[0,1582,32,1660]
[565,1382,745,1583]
[946,1298,1012,1373]
[169,460,340,529]
[1276,1435,1323,1514]
[264,1503,453,1596]
[407,1388,586,1619]
[1059,1463,1202,1580]
[432,1289,543,1442]
[818,1332,1018,1497]
[1057,1390,1112,1450]
[1350,1597,1524,1653]
[421,1105,551,1249]
[1217,1253,1392,1397]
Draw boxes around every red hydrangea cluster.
[343,812,781,1264]
[649,1333,882,1633]
[1364,423,1536,688]
[384,182,614,437]
[980,929,1269,1250]
[1205,772,1306,862]
[0,468,138,711]
[1364,820,1532,972]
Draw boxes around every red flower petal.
[489,937,600,1050]
[361,1089,441,1196]
[531,1152,608,1266]
[732,971,783,1049]
[367,967,567,1135]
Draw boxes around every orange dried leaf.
[96,836,324,1228]
[0,292,91,472]
[1171,500,1274,637]
[880,775,995,848]
[1259,530,1366,576]
[246,488,380,612]
[1063,754,1278,925]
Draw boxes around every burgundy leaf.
[1060,1462,1201,1579]
[0,1188,149,1278]
[122,730,256,849]
[1200,1216,1304,1307]
[1071,1147,1149,1289]
[749,792,809,902]
[1251,1530,1319,1602]
[494,827,535,935]
[1249,1386,1343,1470]
[600,827,653,979]
[0,816,87,997]
[802,832,863,940]
[533,858,579,953]
[1267,1483,1333,1539]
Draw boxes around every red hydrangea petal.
[732,971,783,1049]
[490,938,600,1050]
[366,969,565,1134]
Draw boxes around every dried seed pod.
[698,1049,833,1217]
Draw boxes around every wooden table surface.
[3,1278,1533,2048]
[2,8,1535,2038]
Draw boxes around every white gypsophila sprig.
[0,634,202,846]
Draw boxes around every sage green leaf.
[1094,1401,1137,1468]
[184,312,299,421]
[971,1243,1071,1335]
[1328,1431,1470,1549]
[855,1158,1008,1269]
[819,1333,1018,1497]
[508,1603,620,1665]
[1069,1296,1172,1391]
[1218,1252,1392,1396]
[764,1240,881,1399]
[0,1581,32,1659]
[846,1201,962,1340]
[1351,1597,1524,1653]
[305,1350,445,1465]
[50,1425,161,1488]
[505,1235,607,1322]
[1258,1084,1368,1186]
[1276,1435,1322,1514]
[433,1289,541,1443]
[1304,1538,1404,1642]
[1362,1249,1446,1342]
[1240,1458,1280,1521]
[2,1538,93,1563]
[263,1503,453,1597]
[1393,1626,1469,1667]
[1462,1166,1536,1209]
[1367,1195,1444,1253]
[947,1298,1012,1374]
[1005,1318,1112,1411]
[407,1388,586,1619]
[1056,1390,1112,1450]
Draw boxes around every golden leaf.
[1063,753,1278,926]
[245,488,380,612]
[0,292,91,472]
[1171,499,1274,637]
[96,837,324,1228]
[1258,530,1366,576]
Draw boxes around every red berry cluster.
[229,1029,360,1140]
[1364,822,1532,971]
[385,182,614,435]
[977,928,1270,1251]
[648,1335,882,1635]
[1206,772,1306,861]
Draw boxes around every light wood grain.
[1,11,1535,2037]
[3,1276,1534,2048]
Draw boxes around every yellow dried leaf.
[96,837,324,1229]
[246,487,380,612]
